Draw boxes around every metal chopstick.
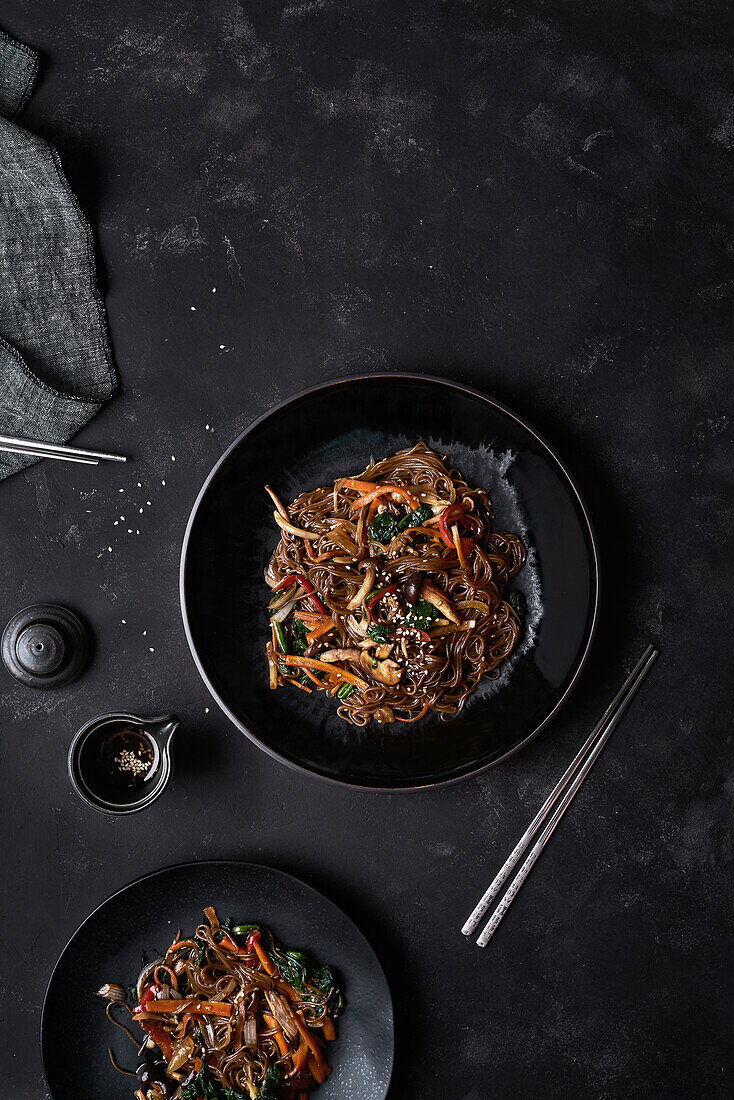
[463,645,658,947]
[462,645,657,938]
[0,434,126,464]
[0,441,98,465]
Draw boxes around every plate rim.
[179,371,600,791]
[40,858,395,1099]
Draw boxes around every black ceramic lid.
[1,604,89,689]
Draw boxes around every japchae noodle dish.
[97,906,342,1099]
[264,443,528,724]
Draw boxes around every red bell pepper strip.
[439,504,477,555]
[246,929,261,951]
[138,1021,174,1061]
[366,584,398,614]
[273,572,328,615]
[133,984,157,1014]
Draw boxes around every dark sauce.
[78,721,159,806]
[101,725,156,789]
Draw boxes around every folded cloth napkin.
[0,29,117,479]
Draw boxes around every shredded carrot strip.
[293,1013,327,1070]
[322,1016,336,1041]
[263,1013,289,1058]
[301,665,325,688]
[218,933,246,955]
[253,940,276,975]
[306,621,335,644]
[350,484,419,510]
[280,655,368,691]
[293,1036,309,1073]
[166,938,198,956]
[452,524,468,570]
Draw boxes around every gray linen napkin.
[0,29,117,479]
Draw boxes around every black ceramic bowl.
[42,861,393,1100]
[181,374,599,789]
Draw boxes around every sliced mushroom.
[360,652,402,686]
[318,648,363,663]
[348,614,368,637]
[375,644,393,659]
[346,562,376,610]
[420,579,461,624]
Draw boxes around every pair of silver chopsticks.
[462,644,658,947]
[0,433,126,466]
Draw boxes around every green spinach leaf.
[367,623,395,643]
[290,617,309,655]
[507,590,526,618]
[404,600,438,629]
[397,504,431,532]
[369,511,400,544]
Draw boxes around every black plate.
[42,861,393,1099]
[181,374,599,789]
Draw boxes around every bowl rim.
[179,372,600,791]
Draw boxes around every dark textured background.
[1,2,732,1097]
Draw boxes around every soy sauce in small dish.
[99,724,156,790]
[68,712,178,815]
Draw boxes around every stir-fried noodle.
[264,443,528,725]
[98,907,342,1099]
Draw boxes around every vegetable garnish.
[264,443,528,725]
[98,909,342,1100]
[507,589,527,619]
[272,573,328,616]
[438,502,479,557]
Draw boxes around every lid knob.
[15,623,66,674]
[1,604,89,689]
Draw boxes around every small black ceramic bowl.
[180,374,599,790]
[68,712,179,814]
